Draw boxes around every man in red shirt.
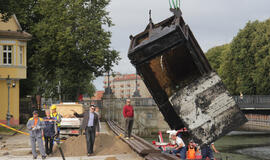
[123,99,134,139]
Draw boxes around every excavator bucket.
[128,13,247,146]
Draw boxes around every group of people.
[27,98,219,160]
[27,104,101,159]
[169,132,219,160]
[26,105,62,159]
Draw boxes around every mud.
[53,133,133,157]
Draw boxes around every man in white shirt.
[172,134,187,159]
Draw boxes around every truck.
[54,103,84,139]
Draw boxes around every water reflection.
[214,131,270,160]
[236,146,270,160]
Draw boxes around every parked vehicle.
[54,103,83,139]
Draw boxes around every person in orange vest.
[186,140,196,159]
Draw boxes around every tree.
[30,0,119,100]
[2,0,120,100]
[206,44,229,72]
[0,0,31,21]
[206,18,270,95]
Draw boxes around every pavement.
[0,122,142,160]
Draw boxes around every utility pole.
[58,81,61,102]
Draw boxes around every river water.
[215,131,270,160]
[144,131,270,160]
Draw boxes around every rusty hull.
[128,15,247,145]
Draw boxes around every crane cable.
[169,0,181,9]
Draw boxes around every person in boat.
[171,133,186,159]
[201,143,219,160]
[186,140,196,159]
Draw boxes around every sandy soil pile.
[53,133,133,157]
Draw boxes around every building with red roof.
[103,73,151,98]
[91,91,104,100]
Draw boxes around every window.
[147,113,153,119]
[19,46,24,65]
[3,45,12,64]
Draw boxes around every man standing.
[123,99,134,139]
[43,109,56,155]
[73,105,100,156]
[50,105,62,138]
[26,110,46,159]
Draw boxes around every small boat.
[152,129,224,160]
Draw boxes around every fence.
[240,114,270,131]
[233,95,270,105]
[101,97,169,136]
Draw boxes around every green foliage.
[206,19,270,95]
[2,0,120,100]
[206,44,229,71]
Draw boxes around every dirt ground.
[0,123,142,160]
[53,133,134,157]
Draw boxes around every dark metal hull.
[128,15,247,145]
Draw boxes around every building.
[91,91,104,101]
[103,73,151,98]
[0,15,31,125]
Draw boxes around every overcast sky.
[93,0,270,90]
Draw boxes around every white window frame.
[3,45,13,65]
[19,46,24,65]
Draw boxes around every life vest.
[51,112,61,127]
[187,146,196,159]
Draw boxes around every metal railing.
[233,95,270,105]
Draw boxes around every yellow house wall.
[0,39,27,79]
[0,14,28,126]
[0,67,26,79]
[0,80,20,125]
[0,15,20,31]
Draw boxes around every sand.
[53,133,133,157]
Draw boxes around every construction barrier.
[0,122,29,136]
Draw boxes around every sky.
[93,0,270,90]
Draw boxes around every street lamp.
[104,70,112,95]
[133,70,141,97]
[6,75,14,126]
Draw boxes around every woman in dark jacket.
[43,109,56,155]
